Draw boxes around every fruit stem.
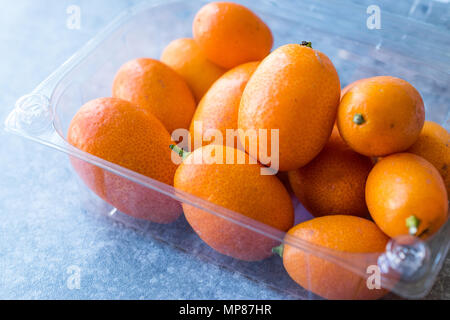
[353,113,366,125]
[406,215,421,236]
[301,41,313,48]
[170,144,190,161]
[272,244,284,258]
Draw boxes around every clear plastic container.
[4,0,449,299]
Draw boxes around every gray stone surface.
[0,0,448,300]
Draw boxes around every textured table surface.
[0,0,448,299]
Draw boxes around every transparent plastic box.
[4,0,449,299]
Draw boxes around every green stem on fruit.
[301,41,313,48]
[406,215,421,236]
[170,144,190,161]
[272,244,284,258]
[353,113,366,125]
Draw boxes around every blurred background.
[0,0,448,299]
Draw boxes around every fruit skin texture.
[68,97,181,223]
[112,58,196,134]
[174,145,294,261]
[282,215,390,300]
[189,61,259,150]
[341,78,367,100]
[337,76,425,157]
[288,127,373,218]
[407,121,450,195]
[239,44,341,171]
[161,38,226,102]
[366,153,448,238]
[193,2,273,69]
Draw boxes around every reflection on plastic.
[70,157,182,224]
